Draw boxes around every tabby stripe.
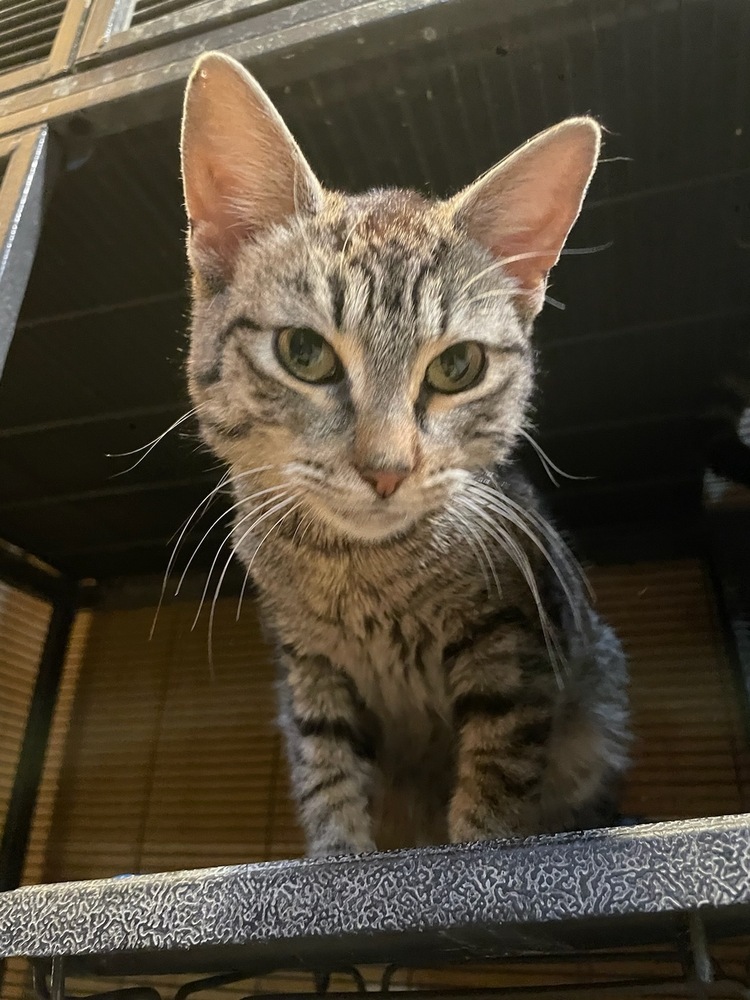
[443,606,529,663]
[202,415,255,439]
[297,770,349,805]
[389,618,411,661]
[410,258,433,320]
[439,286,451,335]
[329,273,346,329]
[221,315,263,347]
[351,259,376,321]
[193,362,222,388]
[236,343,283,402]
[465,758,541,802]
[196,315,265,390]
[513,716,553,746]
[380,270,403,315]
[486,769,539,799]
[453,692,516,726]
[293,715,376,761]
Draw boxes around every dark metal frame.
[0,127,59,380]
[0,0,583,138]
[77,0,291,62]
[24,913,750,1000]
[0,590,78,894]
[0,544,92,995]
[0,0,93,99]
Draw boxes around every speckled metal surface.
[2,816,750,974]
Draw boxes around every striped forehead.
[322,209,453,355]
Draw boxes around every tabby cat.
[180,53,630,855]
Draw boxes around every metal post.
[77,0,137,59]
[687,911,715,985]
[47,0,98,77]
[0,586,78,892]
[0,127,57,382]
[703,510,750,745]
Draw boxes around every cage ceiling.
[0,0,748,581]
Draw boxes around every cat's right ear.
[181,53,323,285]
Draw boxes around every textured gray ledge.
[2,815,750,978]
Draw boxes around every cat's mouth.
[304,490,425,542]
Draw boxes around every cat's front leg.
[447,623,556,843]
[278,648,377,856]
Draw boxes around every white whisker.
[466,480,589,620]
[151,465,274,639]
[206,497,300,672]
[544,293,565,310]
[561,241,613,256]
[452,498,500,601]
[175,482,281,597]
[458,490,564,686]
[519,429,594,483]
[107,408,200,458]
[292,166,329,296]
[150,470,232,641]
[235,500,304,622]
[456,249,552,302]
[191,489,293,631]
[108,406,204,476]
[493,487,596,606]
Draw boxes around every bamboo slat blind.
[0,584,50,842]
[4,559,750,998]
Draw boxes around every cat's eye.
[275,327,341,384]
[425,341,486,394]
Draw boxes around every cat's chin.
[309,500,422,544]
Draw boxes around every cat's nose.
[357,466,410,499]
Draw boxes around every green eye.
[275,327,341,384]
[425,341,486,394]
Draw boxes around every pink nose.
[357,467,409,499]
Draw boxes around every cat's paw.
[308,835,376,858]
[448,807,518,845]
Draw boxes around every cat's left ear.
[181,52,323,284]
[450,118,601,317]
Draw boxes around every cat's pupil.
[440,344,470,382]
[290,329,322,369]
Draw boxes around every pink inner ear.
[487,209,562,293]
[185,156,255,277]
[181,53,323,283]
[452,118,600,315]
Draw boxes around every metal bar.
[0,0,581,139]
[49,957,65,1000]
[0,401,182,439]
[0,126,57,383]
[0,472,216,514]
[0,539,64,601]
[687,912,715,986]
[702,513,750,745]
[0,586,77,892]
[86,0,299,62]
[77,0,136,59]
[227,985,750,1000]
[0,61,49,101]
[0,133,24,161]
[0,0,720,142]
[46,0,96,77]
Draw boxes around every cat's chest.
[257,544,473,719]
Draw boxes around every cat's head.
[181,54,600,542]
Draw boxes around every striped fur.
[181,54,630,854]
